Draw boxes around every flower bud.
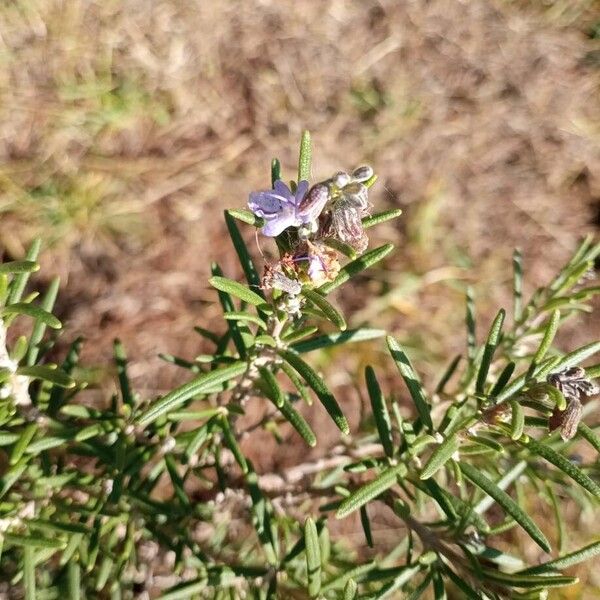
[351,165,374,183]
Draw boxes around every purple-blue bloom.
[248,180,327,237]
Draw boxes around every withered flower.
[546,367,598,440]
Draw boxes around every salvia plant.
[0,131,599,599]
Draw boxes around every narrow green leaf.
[322,562,377,593]
[303,288,346,330]
[271,158,281,186]
[24,546,36,600]
[17,365,74,388]
[386,336,433,431]
[459,462,550,552]
[258,367,284,408]
[212,263,248,359]
[224,211,264,296]
[2,303,61,329]
[10,423,38,465]
[220,416,248,473]
[159,581,207,600]
[68,560,81,600]
[509,400,525,440]
[320,244,394,294]
[0,260,39,274]
[279,349,349,434]
[362,209,403,229]
[480,567,577,589]
[226,208,264,228]
[336,462,408,519]
[7,238,41,305]
[538,341,600,382]
[420,434,459,480]
[360,505,373,547]
[490,361,516,397]
[343,579,358,600]
[281,361,313,406]
[532,309,560,366]
[246,467,278,565]
[4,533,65,549]
[520,539,600,574]
[465,287,476,366]
[305,518,321,598]
[26,276,60,365]
[578,423,600,453]
[513,248,523,322]
[209,276,269,309]
[291,328,385,353]
[323,237,358,259]
[224,311,267,330]
[473,461,526,515]
[365,366,394,458]
[476,308,505,395]
[523,438,600,497]
[298,130,312,181]
[114,339,134,406]
[136,362,247,427]
[435,354,462,394]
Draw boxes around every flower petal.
[261,208,299,236]
[248,189,288,217]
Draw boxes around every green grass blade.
[459,462,550,552]
[278,349,349,434]
[365,366,394,458]
[386,336,433,431]
[319,244,394,294]
[476,308,505,395]
[336,463,407,519]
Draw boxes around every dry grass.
[0,0,599,594]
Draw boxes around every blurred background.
[1,0,599,594]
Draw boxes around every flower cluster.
[248,166,374,295]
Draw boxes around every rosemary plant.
[0,132,599,599]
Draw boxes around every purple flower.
[248,180,328,237]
